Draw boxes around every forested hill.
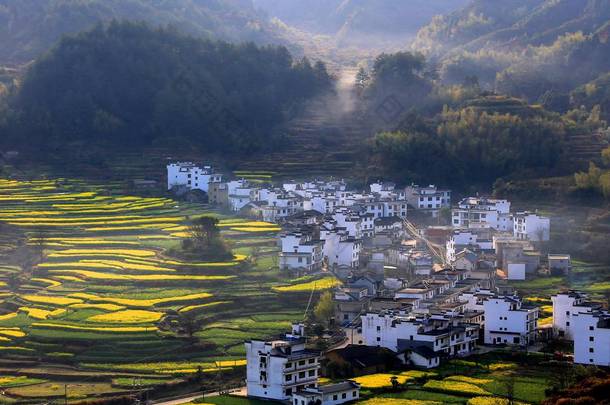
[411,0,610,113]
[0,22,333,160]
[253,0,469,45]
[0,0,293,64]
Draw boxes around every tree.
[189,217,220,249]
[502,372,517,405]
[313,291,334,327]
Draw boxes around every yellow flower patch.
[19,307,67,320]
[32,322,155,333]
[273,277,341,292]
[0,313,18,322]
[48,249,157,258]
[31,278,62,288]
[179,301,231,313]
[358,400,440,405]
[48,269,234,282]
[230,227,281,232]
[87,310,163,324]
[70,303,126,311]
[0,328,26,338]
[424,379,492,396]
[71,292,213,307]
[352,371,435,388]
[21,295,83,306]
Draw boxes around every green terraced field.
[0,177,338,401]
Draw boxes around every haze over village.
[1,1,610,404]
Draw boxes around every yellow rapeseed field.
[19,307,67,320]
[179,301,231,313]
[87,310,163,324]
[0,328,26,338]
[273,277,341,292]
[352,371,435,388]
[21,295,83,306]
[70,303,126,311]
[71,292,213,307]
[48,269,234,282]
[0,313,17,322]
[32,322,155,333]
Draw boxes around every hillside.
[253,0,469,46]
[0,22,333,162]
[0,0,294,65]
[412,0,610,105]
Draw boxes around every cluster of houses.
[167,163,606,404]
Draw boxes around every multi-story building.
[572,310,610,366]
[292,381,361,405]
[166,162,223,192]
[512,212,550,242]
[227,179,257,212]
[245,325,321,400]
[320,227,361,270]
[361,311,479,368]
[452,197,511,231]
[279,232,324,273]
[483,296,538,346]
[551,290,600,340]
[405,184,451,215]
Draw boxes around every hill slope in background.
[410,0,610,110]
[0,0,294,64]
[1,22,332,160]
[253,0,469,46]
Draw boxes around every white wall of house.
[507,263,526,280]
[483,297,538,346]
[551,291,594,340]
[572,311,610,366]
[513,212,550,242]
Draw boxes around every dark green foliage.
[2,22,332,158]
[413,0,610,108]
[0,0,292,64]
[371,97,569,186]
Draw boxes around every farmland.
[0,177,336,401]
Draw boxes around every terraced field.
[0,178,335,401]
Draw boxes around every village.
[166,161,610,405]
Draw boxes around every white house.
[279,232,324,273]
[405,184,451,215]
[483,296,538,346]
[245,324,321,400]
[227,179,256,212]
[512,212,550,242]
[452,197,511,231]
[446,229,494,263]
[361,312,479,368]
[320,227,361,270]
[166,162,223,192]
[572,310,610,366]
[292,381,360,405]
[551,291,599,340]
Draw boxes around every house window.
[353,391,357,397]
[286,362,292,368]
[590,336,594,342]
[376,337,381,342]
[299,371,305,378]
[308,370,315,377]
[308,359,315,364]
[285,374,292,382]
[589,326,594,331]
[342,393,347,399]
[333,395,338,401]
[286,388,292,396]
[589,348,594,353]
[566,321,570,326]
